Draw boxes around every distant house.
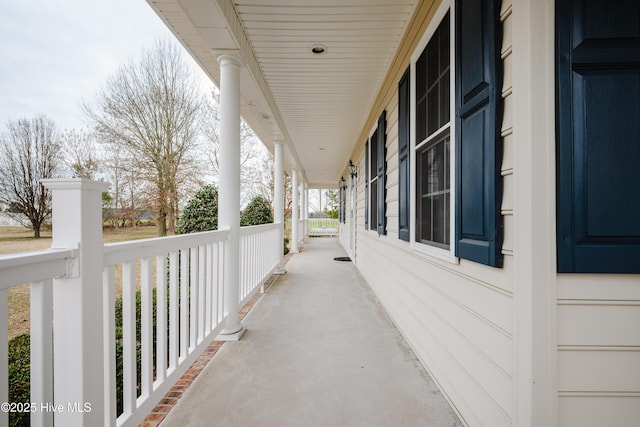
[0,202,32,227]
[0,213,23,227]
[0,212,22,227]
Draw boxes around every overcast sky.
[0,0,212,131]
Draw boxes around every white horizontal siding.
[558,302,640,346]
[500,3,514,259]
[558,348,640,392]
[351,61,515,420]
[557,275,640,425]
[558,395,640,427]
[557,275,640,301]
[501,172,514,213]
[502,214,514,255]
[356,233,513,426]
[358,233,514,367]
[502,131,514,173]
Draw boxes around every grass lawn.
[1,225,159,339]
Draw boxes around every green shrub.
[8,334,30,427]
[176,185,218,234]
[240,195,273,226]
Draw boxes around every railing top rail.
[104,227,230,266]
[238,222,279,236]
[0,248,76,289]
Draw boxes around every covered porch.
[0,179,460,427]
[158,237,461,427]
[0,0,450,425]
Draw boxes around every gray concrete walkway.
[160,238,462,427]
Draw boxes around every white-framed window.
[365,112,387,235]
[368,125,378,230]
[409,1,456,261]
[399,0,503,267]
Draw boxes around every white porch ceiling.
[147,0,417,187]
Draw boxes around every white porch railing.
[239,223,280,306]
[0,248,76,427]
[297,219,305,246]
[308,218,339,237]
[0,180,284,427]
[103,229,230,427]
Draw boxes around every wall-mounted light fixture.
[340,176,346,187]
[348,160,357,179]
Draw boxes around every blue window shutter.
[556,0,640,273]
[377,111,387,235]
[338,186,343,223]
[341,185,345,223]
[343,184,347,223]
[338,187,341,223]
[398,69,410,241]
[455,0,503,267]
[365,140,369,229]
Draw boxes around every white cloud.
[0,0,204,131]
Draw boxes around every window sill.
[410,240,459,265]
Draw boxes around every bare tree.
[202,91,270,206]
[101,143,150,228]
[84,39,203,236]
[101,144,126,227]
[308,188,322,215]
[248,152,280,206]
[323,189,339,218]
[0,116,62,237]
[61,128,99,179]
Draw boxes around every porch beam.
[216,52,245,340]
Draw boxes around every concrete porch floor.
[160,237,463,427]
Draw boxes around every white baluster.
[30,279,53,427]
[168,251,179,371]
[122,261,137,416]
[141,257,153,397]
[155,255,167,382]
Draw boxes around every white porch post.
[303,184,309,237]
[290,169,299,253]
[273,140,286,273]
[43,179,108,427]
[217,53,245,339]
